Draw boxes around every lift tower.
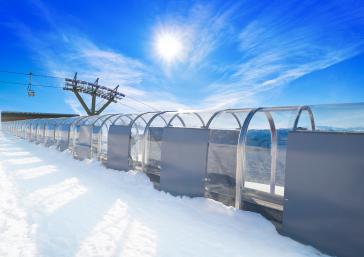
[64,73,125,116]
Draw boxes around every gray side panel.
[160,127,209,197]
[79,126,92,146]
[58,125,70,151]
[74,125,92,159]
[106,125,131,171]
[283,131,364,257]
[74,145,91,160]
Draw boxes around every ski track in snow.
[0,132,329,257]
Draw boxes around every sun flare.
[155,32,183,63]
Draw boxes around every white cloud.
[64,98,84,116]
[7,0,364,114]
[200,1,364,109]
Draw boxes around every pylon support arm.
[73,89,92,115]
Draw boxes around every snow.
[244,182,284,196]
[0,132,329,257]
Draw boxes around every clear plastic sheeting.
[55,116,85,151]
[2,102,364,211]
[205,109,250,206]
[235,106,305,211]
[307,103,364,132]
[142,111,173,184]
[91,114,125,161]
[44,118,68,147]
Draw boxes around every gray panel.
[78,126,92,146]
[283,131,364,257]
[58,125,70,151]
[106,125,131,171]
[160,127,209,197]
[74,125,92,159]
[74,144,91,160]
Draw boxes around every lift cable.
[125,95,160,111]
[117,101,143,112]
[0,69,160,112]
[0,70,64,79]
[0,80,63,88]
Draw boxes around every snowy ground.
[0,132,328,257]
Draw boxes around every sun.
[155,32,183,63]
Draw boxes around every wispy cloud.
[6,3,187,113]
[5,0,364,113]
[198,1,364,109]
[152,3,239,71]
[64,97,84,115]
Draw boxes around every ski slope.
[0,132,328,257]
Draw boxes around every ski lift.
[27,72,35,97]
[28,89,35,97]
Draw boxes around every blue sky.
[0,0,363,114]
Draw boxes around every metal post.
[235,108,260,209]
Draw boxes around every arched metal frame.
[0,104,322,211]
[127,112,160,168]
[111,114,134,125]
[141,111,209,173]
[293,105,316,131]
[90,114,126,159]
[68,116,90,149]
[33,119,45,142]
[69,114,118,157]
[166,112,206,128]
[141,111,176,171]
[54,116,84,146]
[206,108,251,129]
[44,118,68,145]
[234,105,316,209]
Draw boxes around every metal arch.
[206,108,249,129]
[90,114,117,127]
[97,114,125,132]
[111,113,134,125]
[143,111,173,133]
[90,114,121,157]
[50,118,68,142]
[293,105,316,131]
[166,112,206,128]
[69,116,89,133]
[97,114,123,129]
[68,116,90,147]
[231,113,242,129]
[141,111,175,171]
[39,119,48,142]
[195,113,206,127]
[129,111,159,128]
[166,113,186,127]
[34,119,46,141]
[79,115,99,126]
[71,115,89,127]
[234,108,278,209]
[55,116,83,142]
[265,111,277,195]
[235,108,260,208]
[93,114,121,140]
[126,111,161,167]
[29,119,39,138]
[57,116,78,129]
[32,119,41,139]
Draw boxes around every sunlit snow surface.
[0,132,329,257]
